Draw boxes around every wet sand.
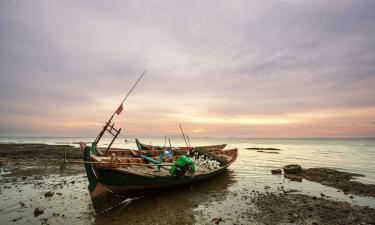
[1,143,375,225]
[252,192,375,224]
[285,168,375,198]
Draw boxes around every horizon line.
[0,135,374,139]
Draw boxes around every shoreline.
[1,143,375,224]
[284,168,375,198]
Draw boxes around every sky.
[0,0,375,138]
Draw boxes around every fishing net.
[170,155,196,176]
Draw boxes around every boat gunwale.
[91,148,238,178]
[102,157,235,178]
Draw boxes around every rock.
[283,164,302,174]
[271,169,282,174]
[246,147,281,151]
[34,208,44,217]
[320,193,326,197]
[349,195,354,199]
[212,218,224,224]
[44,191,54,198]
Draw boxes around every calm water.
[1,136,375,184]
[1,137,375,224]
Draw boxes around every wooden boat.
[80,74,237,212]
[135,138,227,152]
[81,143,237,212]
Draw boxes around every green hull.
[83,146,232,194]
[83,145,236,212]
[94,163,230,193]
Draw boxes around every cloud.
[0,0,375,137]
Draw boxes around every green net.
[170,155,196,176]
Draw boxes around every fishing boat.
[135,138,227,152]
[82,119,237,213]
[81,143,237,212]
[78,71,238,212]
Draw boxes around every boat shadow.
[94,169,237,225]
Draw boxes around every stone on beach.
[283,164,302,174]
[246,147,281,151]
[271,169,282,174]
[44,191,54,197]
[34,207,44,217]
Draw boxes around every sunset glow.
[0,1,374,138]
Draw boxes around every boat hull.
[94,163,231,194]
[82,145,237,212]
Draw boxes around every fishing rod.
[94,70,147,146]
[179,124,189,147]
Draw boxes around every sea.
[1,136,374,184]
[1,137,375,224]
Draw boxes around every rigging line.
[111,70,147,118]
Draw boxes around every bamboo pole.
[179,124,189,147]
[187,136,191,147]
[94,70,147,145]
[110,70,147,118]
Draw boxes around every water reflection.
[94,170,237,225]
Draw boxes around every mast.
[93,70,147,150]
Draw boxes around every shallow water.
[1,137,375,224]
[2,136,374,183]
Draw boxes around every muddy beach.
[284,167,375,198]
[1,143,375,225]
